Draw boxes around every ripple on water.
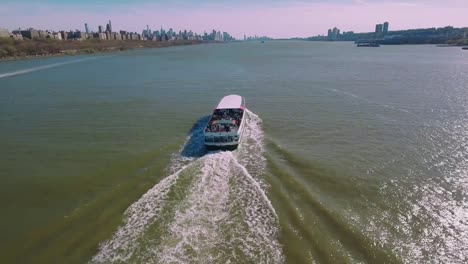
[90,110,283,264]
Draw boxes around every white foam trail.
[157,152,233,263]
[154,151,282,263]
[235,109,268,188]
[91,109,283,264]
[329,88,412,114]
[91,166,187,263]
[0,57,96,79]
[230,154,278,220]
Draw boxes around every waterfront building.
[74,31,86,40]
[51,32,62,40]
[327,27,340,40]
[4,22,234,43]
[383,22,389,35]
[11,33,23,40]
[0,28,9,38]
[129,33,139,40]
[375,24,383,34]
[60,31,67,40]
[66,31,74,40]
[16,29,40,39]
[38,30,47,39]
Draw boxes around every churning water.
[1,41,467,264]
[91,110,283,264]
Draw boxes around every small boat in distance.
[463,47,468,50]
[357,42,380,47]
[204,95,246,150]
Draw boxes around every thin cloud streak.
[1,1,467,38]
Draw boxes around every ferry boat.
[204,95,246,150]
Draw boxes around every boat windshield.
[205,108,243,133]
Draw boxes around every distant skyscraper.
[330,27,339,40]
[85,23,89,34]
[98,25,103,33]
[108,20,112,33]
[383,22,389,35]
[375,24,383,34]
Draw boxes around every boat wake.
[0,57,96,79]
[91,109,283,264]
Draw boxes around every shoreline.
[0,39,215,62]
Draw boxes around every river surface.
[1,41,467,263]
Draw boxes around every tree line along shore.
[0,38,205,61]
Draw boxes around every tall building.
[108,20,112,33]
[332,27,338,36]
[383,22,389,34]
[375,24,383,34]
[85,23,89,34]
[327,27,340,40]
[0,28,10,38]
[98,25,103,33]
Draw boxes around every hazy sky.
[1,0,467,38]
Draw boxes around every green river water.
[0,41,467,263]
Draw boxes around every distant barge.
[357,42,380,47]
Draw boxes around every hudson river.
[1,41,467,263]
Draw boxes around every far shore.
[0,39,215,62]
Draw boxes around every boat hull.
[205,144,239,151]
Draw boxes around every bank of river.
[0,39,209,61]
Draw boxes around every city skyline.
[1,0,467,38]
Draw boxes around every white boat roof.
[216,94,245,109]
